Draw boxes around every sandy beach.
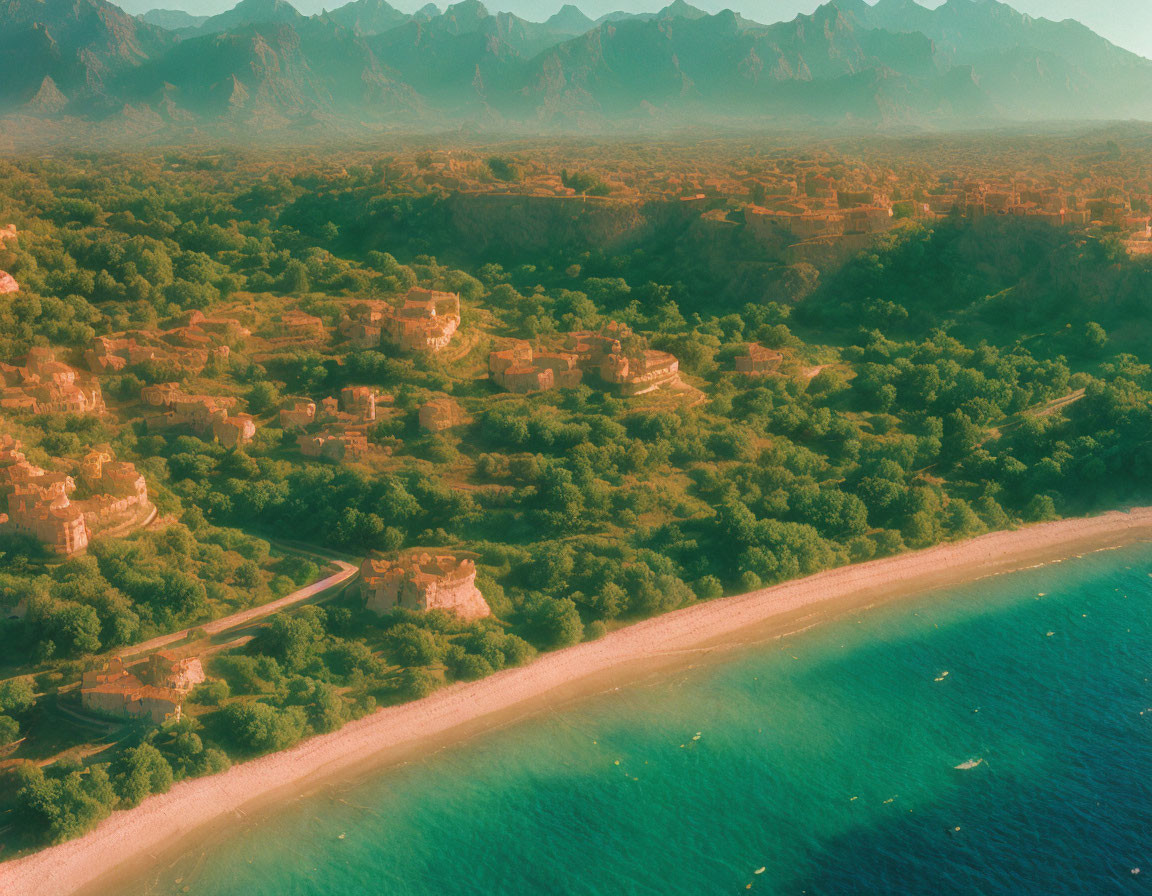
[4,508,1152,896]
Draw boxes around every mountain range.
[3,0,1152,132]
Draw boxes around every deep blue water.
[130,546,1152,895]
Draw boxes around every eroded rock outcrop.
[360,551,491,620]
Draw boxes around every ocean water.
[131,546,1152,896]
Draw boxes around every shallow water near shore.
[122,545,1152,896]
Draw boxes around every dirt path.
[116,560,358,659]
[1027,388,1086,417]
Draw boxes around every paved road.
[117,559,359,658]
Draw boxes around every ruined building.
[284,386,390,462]
[340,385,380,421]
[1,348,104,416]
[81,652,205,724]
[339,287,462,354]
[599,349,680,397]
[279,397,317,432]
[489,341,583,393]
[141,385,256,448]
[214,413,257,449]
[0,437,87,553]
[276,310,327,340]
[297,429,370,462]
[0,437,151,554]
[360,551,491,620]
[146,651,207,692]
[419,397,468,432]
[487,323,679,397]
[84,310,244,376]
[564,322,681,396]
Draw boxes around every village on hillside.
[1,138,1117,748]
[0,204,811,767]
[2,133,1147,860]
[401,143,1152,258]
[0,262,727,750]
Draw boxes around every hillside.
[325,0,411,35]
[1,134,1152,862]
[139,8,209,30]
[2,0,1152,130]
[856,0,1152,118]
[0,0,175,113]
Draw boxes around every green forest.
[1,151,1150,851]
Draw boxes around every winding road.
[116,557,359,659]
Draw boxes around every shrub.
[189,679,230,706]
[584,620,608,641]
[15,764,116,844]
[400,667,438,700]
[113,743,174,808]
[218,701,307,756]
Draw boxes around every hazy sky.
[121,0,1152,61]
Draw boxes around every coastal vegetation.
[1,143,1151,854]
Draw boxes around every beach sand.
[5,508,1152,896]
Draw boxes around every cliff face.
[440,191,829,306]
[444,193,653,254]
[423,574,491,620]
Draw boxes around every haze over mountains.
[3,0,1152,135]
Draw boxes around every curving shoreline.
[5,508,1152,896]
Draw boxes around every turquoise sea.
[129,546,1151,896]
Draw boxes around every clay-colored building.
[286,386,389,461]
[140,382,182,407]
[562,323,680,396]
[0,349,104,416]
[84,314,238,376]
[843,206,894,235]
[340,386,386,422]
[81,658,183,724]
[142,385,256,448]
[339,288,462,354]
[169,309,250,340]
[360,551,491,620]
[280,397,317,432]
[146,651,206,692]
[297,428,370,462]
[489,341,582,393]
[213,413,257,449]
[0,438,151,554]
[600,349,680,396]
[4,482,89,553]
[277,310,326,340]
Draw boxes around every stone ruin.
[140,384,256,449]
[1,348,104,416]
[281,386,393,463]
[733,343,784,376]
[488,322,680,397]
[81,652,206,724]
[0,436,152,554]
[360,551,491,620]
[85,310,246,377]
[339,287,462,354]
